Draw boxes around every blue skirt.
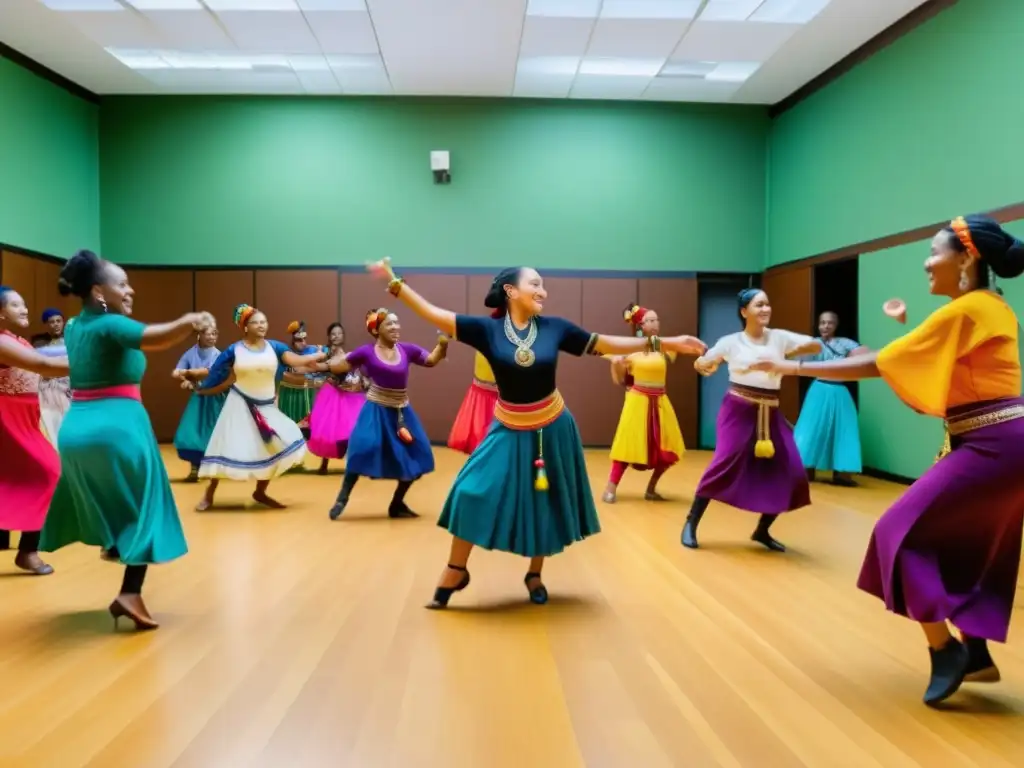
[438,410,601,557]
[345,401,434,481]
[173,391,227,465]
[793,380,862,473]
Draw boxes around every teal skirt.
[438,409,600,557]
[793,380,863,473]
[40,398,188,566]
[174,391,227,466]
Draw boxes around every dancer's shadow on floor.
[693,541,817,566]
[433,594,598,618]
[32,609,168,640]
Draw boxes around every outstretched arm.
[367,259,456,337]
[593,334,706,356]
[786,340,823,358]
[423,337,449,367]
[141,313,213,352]
[750,352,881,381]
[0,338,69,377]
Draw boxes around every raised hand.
[664,335,707,356]
[693,357,718,377]
[366,257,395,282]
[884,298,907,324]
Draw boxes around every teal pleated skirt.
[174,391,227,466]
[40,398,188,566]
[793,380,863,473]
[438,409,600,557]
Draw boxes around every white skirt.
[199,388,307,481]
[39,378,70,448]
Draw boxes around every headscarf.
[286,320,306,337]
[623,304,648,326]
[365,308,389,336]
[41,308,63,323]
[233,304,257,330]
[948,215,1024,278]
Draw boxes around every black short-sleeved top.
[455,314,598,404]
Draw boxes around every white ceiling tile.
[125,0,203,9]
[328,53,392,92]
[586,19,688,58]
[642,76,740,101]
[526,0,600,18]
[216,10,321,52]
[62,9,165,47]
[599,0,701,20]
[204,0,299,9]
[40,0,123,9]
[297,0,366,9]
[513,72,574,97]
[698,0,765,21]
[518,16,593,58]
[296,69,342,91]
[304,10,379,54]
[144,10,236,49]
[570,73,652,99]
[671,19,799,61]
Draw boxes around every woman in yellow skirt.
[602,304,684,503]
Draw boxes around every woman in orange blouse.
[751,215,1024,708]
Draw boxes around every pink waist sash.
[72,384,142,402]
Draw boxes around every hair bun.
[58,249,102,299]
[964,216,1024,279]
[484,267,522,310]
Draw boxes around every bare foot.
[644,491,666,501]
[253,492,286,509]
[602,485,617,503]
[195,498,213,512]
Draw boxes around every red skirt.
[0,394,60,531]
[447,379,498,455]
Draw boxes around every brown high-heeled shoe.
[109,597,159,631]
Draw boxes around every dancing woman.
[750,216,1024,707]
[318,309,447,519]
[365,260,706,608]
[447,351,498,455]
[0,287,66,575]
[602,304,684,503]
[307,322,366,474]
[171,320,225,481]
[39,250,212,629]
[683,288,820,552]
[278,320,322,432]
[792,311,869,486]
[35,308,71,446]
[195,305,323,511]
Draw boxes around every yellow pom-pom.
[754,439,775,459]
[534,467,549,491]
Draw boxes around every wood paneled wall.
[1,250,700,448]
[760,264,815,424]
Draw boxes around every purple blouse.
[345,342,429,389]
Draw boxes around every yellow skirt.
[609,386,684,469]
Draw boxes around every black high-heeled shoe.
[426,564,470,610]
[524,572,548,605]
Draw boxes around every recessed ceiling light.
[288,55,330,71]
[203,0,297,11]
[706,61,761,81]
[698,0,765,22]
[526,0,600,19]
[40,0,124,10]
[600,0,701,20]
[750,0,831,24]
[517,57,580,76]
[578,58,664,77]
[659,60,718,77]
[106,48,170,68]
[124,0,202,9]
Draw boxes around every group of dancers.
[1,213,1023,708]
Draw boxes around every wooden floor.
[1,448,1022,767]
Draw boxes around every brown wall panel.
[638,278,699,449]
[339,271,381,353]
[126,269,195,443]
[760,266,814,424]
[579,278,639,446]
[195,270,253,346]
[254,269,339,349]
[33,260,79,337]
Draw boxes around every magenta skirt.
[858,398,1024,643]
[695,388,810,515]
[0,394,60,531]
[307,384,365,459]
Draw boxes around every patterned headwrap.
[41,308,63,323]
[623,304,648,326]
[286,320,306,336]
[233,304,257,330]
[365,308,389,335]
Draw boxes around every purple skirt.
[695,389,810,515]
[858,398,1024,643]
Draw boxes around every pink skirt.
[0,394,60,531]
[307,384,366,459]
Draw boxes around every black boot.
[0,530,9,551]
[963,635,1000,683]
[924,638,969,706]
[329,473,359,520]
[388,480,418,518]
[751,514,786,552]
[681,497,709,549]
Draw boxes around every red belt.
[72,384,142,402]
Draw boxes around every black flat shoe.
[329,499,347,520]
[426,564,470,610]
[681,519,699,549]
[963,637,1000,683]
[924,638,969,706]
[751,530,786,552]
[388,502,419,519]
[524,572,548,605]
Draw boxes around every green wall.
[98,97,768,271]
[767,0,1023,267]
[0,56,100,257]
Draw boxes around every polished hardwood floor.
[0,447,1021,767]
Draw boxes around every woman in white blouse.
[684,288,821,551]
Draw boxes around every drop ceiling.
[0,0,931,102]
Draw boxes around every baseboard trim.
[862,467,915,486]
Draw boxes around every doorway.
[811,257,860,403]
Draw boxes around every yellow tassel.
[753,401,775,459]
[534,467,549,491]
[754,439,775,459]
[935,430,952,463]
[533,428,549,492]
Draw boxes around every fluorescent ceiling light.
[40,0,123,10]
[516,57,580,76]
[600,0,701,20]
[288,55,330,71]
[106,48,170,68]
[750,0,831,23]
[578,58,663,77]
[698,0,765,21]
[124,0,202,9]
[158,51,252,69]
[706,61,761,81]
[326,54,382,70]
[203,0,297,10]
[296,0,366,9]
[659,60,718,77]
[526,0,600,19]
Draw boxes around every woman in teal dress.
[366,259,707,609]
[40,250,213,631]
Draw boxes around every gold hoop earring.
[958,267,970,292]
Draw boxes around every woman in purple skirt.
[683,288,820,552]
[751,215,1024,707]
